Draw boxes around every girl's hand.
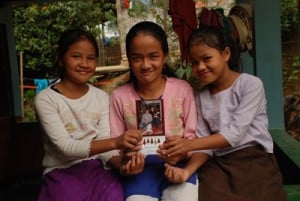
[158,136,190,158]
[157,148,187,165]
[120,152,145,175]
[164,163,191,183]
[116,129,142,150]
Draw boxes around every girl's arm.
[35,93,91,159]
[90,129,142,156]
[161,134,230,157]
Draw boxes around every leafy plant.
[23,89,36,121]
[173,60,204,92]
[283,55,300,91]
[281,0,300,33]
[175,60,192,80]
[13,0,116,78]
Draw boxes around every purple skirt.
[38,159,123,201]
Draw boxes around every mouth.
[140,70,153,76]
[77,71,92,76]
[76,67,93,74]
[198,71,210,80]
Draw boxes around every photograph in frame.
[136,99,165,155]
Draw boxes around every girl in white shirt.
[35,29,129,201]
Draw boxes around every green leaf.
[185,65,192,80]
[175,67,185,79]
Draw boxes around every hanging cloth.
[169,0,197,62]
[34,78,48,94]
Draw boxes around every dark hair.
[54,29,99,78]
[126,21,169,56]
[125,21,175,81]
[187,26,241,71]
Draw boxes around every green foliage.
[127,0,149,18]
[23,89,36,121]
[173,60,204,93]
[175,60,192,80]
[126,0,176,41]
[283,55,300,88]
[13,0,116,78]
[281,0,300,32]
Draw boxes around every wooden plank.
[96,65,129,73]
[285,185,300,201]
[270,129,300,168]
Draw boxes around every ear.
[163,54,168,64]
[223,47,231,62]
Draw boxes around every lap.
[198,146,287,201]
[38,159,123,201]
[124,155,198,200]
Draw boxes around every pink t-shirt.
[109,77,196,139]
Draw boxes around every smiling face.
[128,33,167,86]
[61,38,97,85]
[189,43,230,85]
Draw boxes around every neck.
[56,80,89,99]
[209,71,240,94]
[135,76,166,99]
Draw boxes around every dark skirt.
[198,146,287,201]
[38,159,123,201]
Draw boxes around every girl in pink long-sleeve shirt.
[109,21,207,201]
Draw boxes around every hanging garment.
[34,78,48,94]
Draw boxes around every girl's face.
[61,39,97,85]
[189,43,230,85]
[128,33,167,85]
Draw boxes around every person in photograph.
[150,106,162,133]
[139,108,153,135]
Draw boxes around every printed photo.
[136,99,164,136]
[136,99,165,155]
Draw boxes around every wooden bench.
[270,129,300,200]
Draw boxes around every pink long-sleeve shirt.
[109,77,196,139]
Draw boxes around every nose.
[80,58,89,67]
[193,61,206,72]
[141,58,151,69]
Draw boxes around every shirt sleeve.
[34,92,90,159]
[96,92,111,140]
[219,76,266,147]
[94,92,119,166]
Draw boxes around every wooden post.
[19,51,24,118]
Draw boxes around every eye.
[130,55,141,62]
[204,56,212,61]
[72,54,81,59]
[150,56,158,60]
[88,56,96,61]
[190,60,199,66]
[149,53,160,60]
